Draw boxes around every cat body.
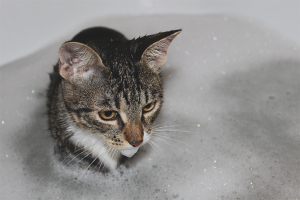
[48,27,181,171]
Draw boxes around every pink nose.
[129,141,143,147]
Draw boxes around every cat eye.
[99,111,118,120]
[143,102,155,112]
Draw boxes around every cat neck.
[67,122,121,170]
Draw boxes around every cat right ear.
[58,42,105,82]
[139,29,181,72]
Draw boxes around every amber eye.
[143,102,155,112]
[99,111,117,120]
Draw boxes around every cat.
[47,27,181,172]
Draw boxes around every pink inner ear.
[58,48,76,79]
[58,43,92,80]
[58,42,104,81]
[143,32,180,71]
[59,49,74,65]
[145,42,169,70]
[59,60,74,79]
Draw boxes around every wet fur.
[47,27,181,172]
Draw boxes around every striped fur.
[47,27,181,171]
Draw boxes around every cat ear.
[140,29,181,72]
[58,42,105,82]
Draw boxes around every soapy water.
[0,15,299,199]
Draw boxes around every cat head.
[58,29,181,157]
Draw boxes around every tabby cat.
[47,27,181,171]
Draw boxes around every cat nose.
[129,141,143,147]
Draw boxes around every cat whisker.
[96,157,106,173]
[96,154,108,173]
[97,145,114,173]
[77,138,106,173]
[152,131,188,139]
[153,129,196,134]
[112,148,118,159]
[149,140,164,152]
[152,134,185,145]
[152,122,168,129]
[153,124,191,130]
[64,149,88,167]
[75,151,94,166]
[79,156,98,179]
[147,141,159,153]
[104,147,118,172]
[60,148,82,165]
[151,140,180,153]
[151,136,176,147]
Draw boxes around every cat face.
[57,30,181,158]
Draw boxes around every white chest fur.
[67,124,120,170]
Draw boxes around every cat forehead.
[88,41,161,87]
[107,73,161,105]
[89,40,131,60]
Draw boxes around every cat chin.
[120,131,151,157]
[120,148,139,157]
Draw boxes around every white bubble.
[213,37,217,41]
[31,90,35,94]
[1,121,4,124]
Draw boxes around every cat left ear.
[140,29,181,72]
[58,42,105,82]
